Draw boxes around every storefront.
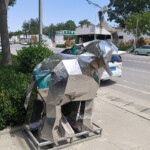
[55,30,75,44]
[75,24,111,43]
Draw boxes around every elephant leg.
[80,99,94,131]
[40,104,62,142]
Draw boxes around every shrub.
[17,45,54,73]
[118,46,132,51]
[56,44,65,48]
[0,65,31,130]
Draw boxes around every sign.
[63,30,75,35]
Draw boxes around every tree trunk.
[0,0,12,65]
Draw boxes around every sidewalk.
[0,88,150,150]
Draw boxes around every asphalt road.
[101,53,150,105]
[10,44,28,55]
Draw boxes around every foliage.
[43,24,56,38]
[43,20,76,39]
[79,19,91,25]
[9,0,16,6]
[17,45,54,73]
[124,12,150,37]
[56,44,65,48]
[118,46,132,51]
[65,20,76,31]
[9,30,24,38]
[0,53,31,130]
[107,0,150,27]
[22,18,39,35]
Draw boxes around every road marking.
[123,59,150,64]
[123,67,150,74]
[122,80,150,89]
[116,83,150,95]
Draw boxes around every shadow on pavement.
[100,79,117,87]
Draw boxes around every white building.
[117,28,150,42]
[55,30,75,44]
[75,24,111,43]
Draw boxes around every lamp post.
[39,0,43,45]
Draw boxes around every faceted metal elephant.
[24,40,113,142]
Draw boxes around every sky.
[8,0,117,32]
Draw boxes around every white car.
[101,55,122,80]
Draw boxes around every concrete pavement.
[0,87,150,150]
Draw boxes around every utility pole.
[135,15,139,49]
[94,7,97,40]
[39,0,43,45]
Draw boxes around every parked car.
[101,55,122,80]
[21,40,28,45]
[134,45,150,56]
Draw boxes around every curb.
[0,125,23,136]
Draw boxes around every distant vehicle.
[101,55,122,80]
[21,40,28,45]
[134,45,150,56]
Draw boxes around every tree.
[56,22,66,31]
[22,18,39,36]
[79,19,91,26]
[65,20,76,31]
[107,0,150,27]
[9,30,24,38]
[43,24,57,39]
[43,20,76,39]
[124,12,150,37]
[0,0,16,65]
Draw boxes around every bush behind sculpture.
[0,65,31,130]
[0,45,53,130]
[17,45,54,73]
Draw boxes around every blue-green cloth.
[34,70,51,89]
[71,45,77,55]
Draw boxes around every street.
[10,44,28,55]
[101,54,150,105]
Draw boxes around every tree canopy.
[22,18,39,35]
[124,12,150,37]
[9,30,24,38]
[79,19,91,26]
[9,0,16,6]
[43,20,76,39]
[107,0,150,27]
[65,20,76,31]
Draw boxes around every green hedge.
[0,45,54,130]
[118,46,132,51]
[56,44,65,48]
[0,65,31,130]
[17,45,54,73]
